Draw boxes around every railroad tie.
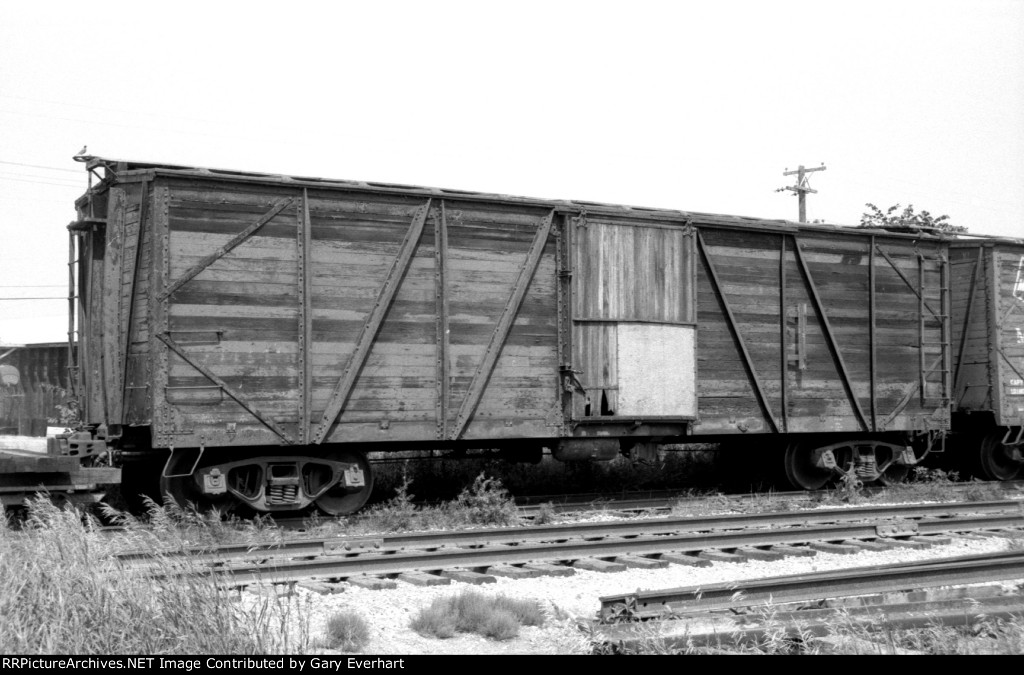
[573,558,628,573]
[911,535,952,545]
[614,555,669,569]
[486,564,541,579]
[298,581,344,595]
[841,539,895,552]
[806,541,861,555]
[247,582,294,597]
[697,549,747,563]
[765,544,817,557]
[735,547,787,561]
[659,552,712,568]
[440,569,497,585]
[346,576,398,590]
[521,562,575,577]
[397,572,451,587]
[875,538,930,549]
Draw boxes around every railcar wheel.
[976,432,1023,481]
[315,450,374,516]
[783,443,835,491]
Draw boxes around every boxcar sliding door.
[570,215,697,421]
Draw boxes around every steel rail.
[117,499,1023,563]
[514,479,1024,513]
[597,592,1024,650]
[599,550,1024,621]
[161,512,1024,586]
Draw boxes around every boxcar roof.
[75,156,1016,243]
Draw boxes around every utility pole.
[777,164,826,223]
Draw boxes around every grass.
[0,497,312,654]
[323,610,371,652]
[819,466,1011,508]
[410,589,545,641]
[596,611,1024,655]
[348,472,522,534]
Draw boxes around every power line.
[0,160,80,174]
[0,169,82,184]
[0,175,83,189]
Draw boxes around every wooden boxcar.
[61,157,956,513]
[950,238,1024,479]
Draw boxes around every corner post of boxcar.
[556,209,577,435]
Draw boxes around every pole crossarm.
[777,164,826,223]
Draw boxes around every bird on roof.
[73,145,93,162]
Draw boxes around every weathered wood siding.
[692,227,948,435]
[76,162,957,452]
[951,242,1024,425]
[142,179,559,449]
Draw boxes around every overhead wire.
[0,160,80,174]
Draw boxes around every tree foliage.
[859,203,966,233]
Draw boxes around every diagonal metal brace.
[874,244,943,322]
[311,200,432,444]
[697,231,780,433]
[157,332,295,444]
[793,239,871,431]
[449,210,555,440]
[160,197,295,300]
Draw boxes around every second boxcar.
[950,238,1024,479]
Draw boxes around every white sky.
[1,0,1022,344]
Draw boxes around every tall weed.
[0,498,310,654]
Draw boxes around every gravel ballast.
[243,534,1019,655]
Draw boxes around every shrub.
[410,589,544,641]
[454,474,520,526]
[324,610,371,652]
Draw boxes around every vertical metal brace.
[449,210,555,441]
[434,201,450,440]
[779,235,788,432]
[298,189,313,443]
[952,249,982,399]
[67,227,79,398]
[918,253,926,404]
[869,236,877,431]
[987,246,1003,417]
[311,200,432,445]
[557,213,575,430]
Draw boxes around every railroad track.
[258,479,1024,531]
[514,479,1024,515]
[128,499,1024,591]
[594,549,1024,651]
